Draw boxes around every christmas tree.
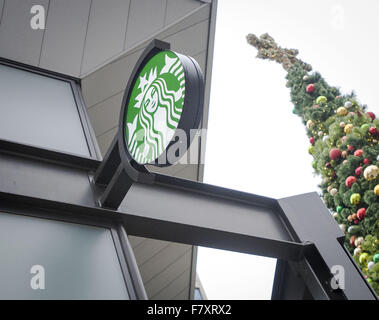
[247,33,379,295]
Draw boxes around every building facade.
[0,0,217,299]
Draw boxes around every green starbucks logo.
[125,51,185,164]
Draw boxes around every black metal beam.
[0,138,100,172]
[278,193,377,300]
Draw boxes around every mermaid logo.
[125,51,185,164]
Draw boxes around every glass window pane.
[0,212,129,299]
[0,64,90,157]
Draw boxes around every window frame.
[0,57,102,161]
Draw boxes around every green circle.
[125,51,185,164]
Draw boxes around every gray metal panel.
[39,0,91,76]
[138,242,191,283]
[165,20,209,56]
[0,211,129,300]
[0,0,4,25]
[0,0,49,65]
[97,126,118,155]
[0,153,95,206]
[129,235,146,248]
[158,3,210,41]
[124,183,291,243]
[81,0,131,75]
[165,0,202,25]
[82,48,143,107]
[125,0,166,49]
[144,249,192,298]
[88,92,124,137]
[133,239,170,266]
[151,268,191,299]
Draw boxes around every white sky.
[196,0,379,300]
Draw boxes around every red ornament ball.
[363,158,370,165]
[355,166,363,176]
[306,84,315,93]
[357,208,366,220]
[350,235,356,246]
[354,149,363,156]
[325,162,331,168]
[313,104,319,109]
[348,145,355,152]
[329,148,341,160]
[310,137,315,145]
[345,176,356,188]
[354,219,359,225]
[367,112,376,121]
[369,127,379,136]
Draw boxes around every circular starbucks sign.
[125,51,185,164]
[119,41,204,168]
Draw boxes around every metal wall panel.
[87,91,124,137]
[0,0,4,25]
[138,243,190,284]
[165,20,209,56]
[165,0,202,25]
[152,268,191,299]
[125,0,166,49]
[144,250,192,298]
[82,48,143,108]
[39,0,91,76]
[0,0,49,65]
[81,0,131,75]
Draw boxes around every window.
[0,211,129,299]
[0,63,92,157]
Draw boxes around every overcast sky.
[196,0,379,299]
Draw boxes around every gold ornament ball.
[363,165,379,181]
[359,252,369,265]
[337,107,348,116]
[306,119,315,129]
[350,193,361,205]
[374,184,379,196]
[316,96,327,104]
[340,121,346,128]
[344,124,354,134]
[341,151,348,158]
[330,188,338,196]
